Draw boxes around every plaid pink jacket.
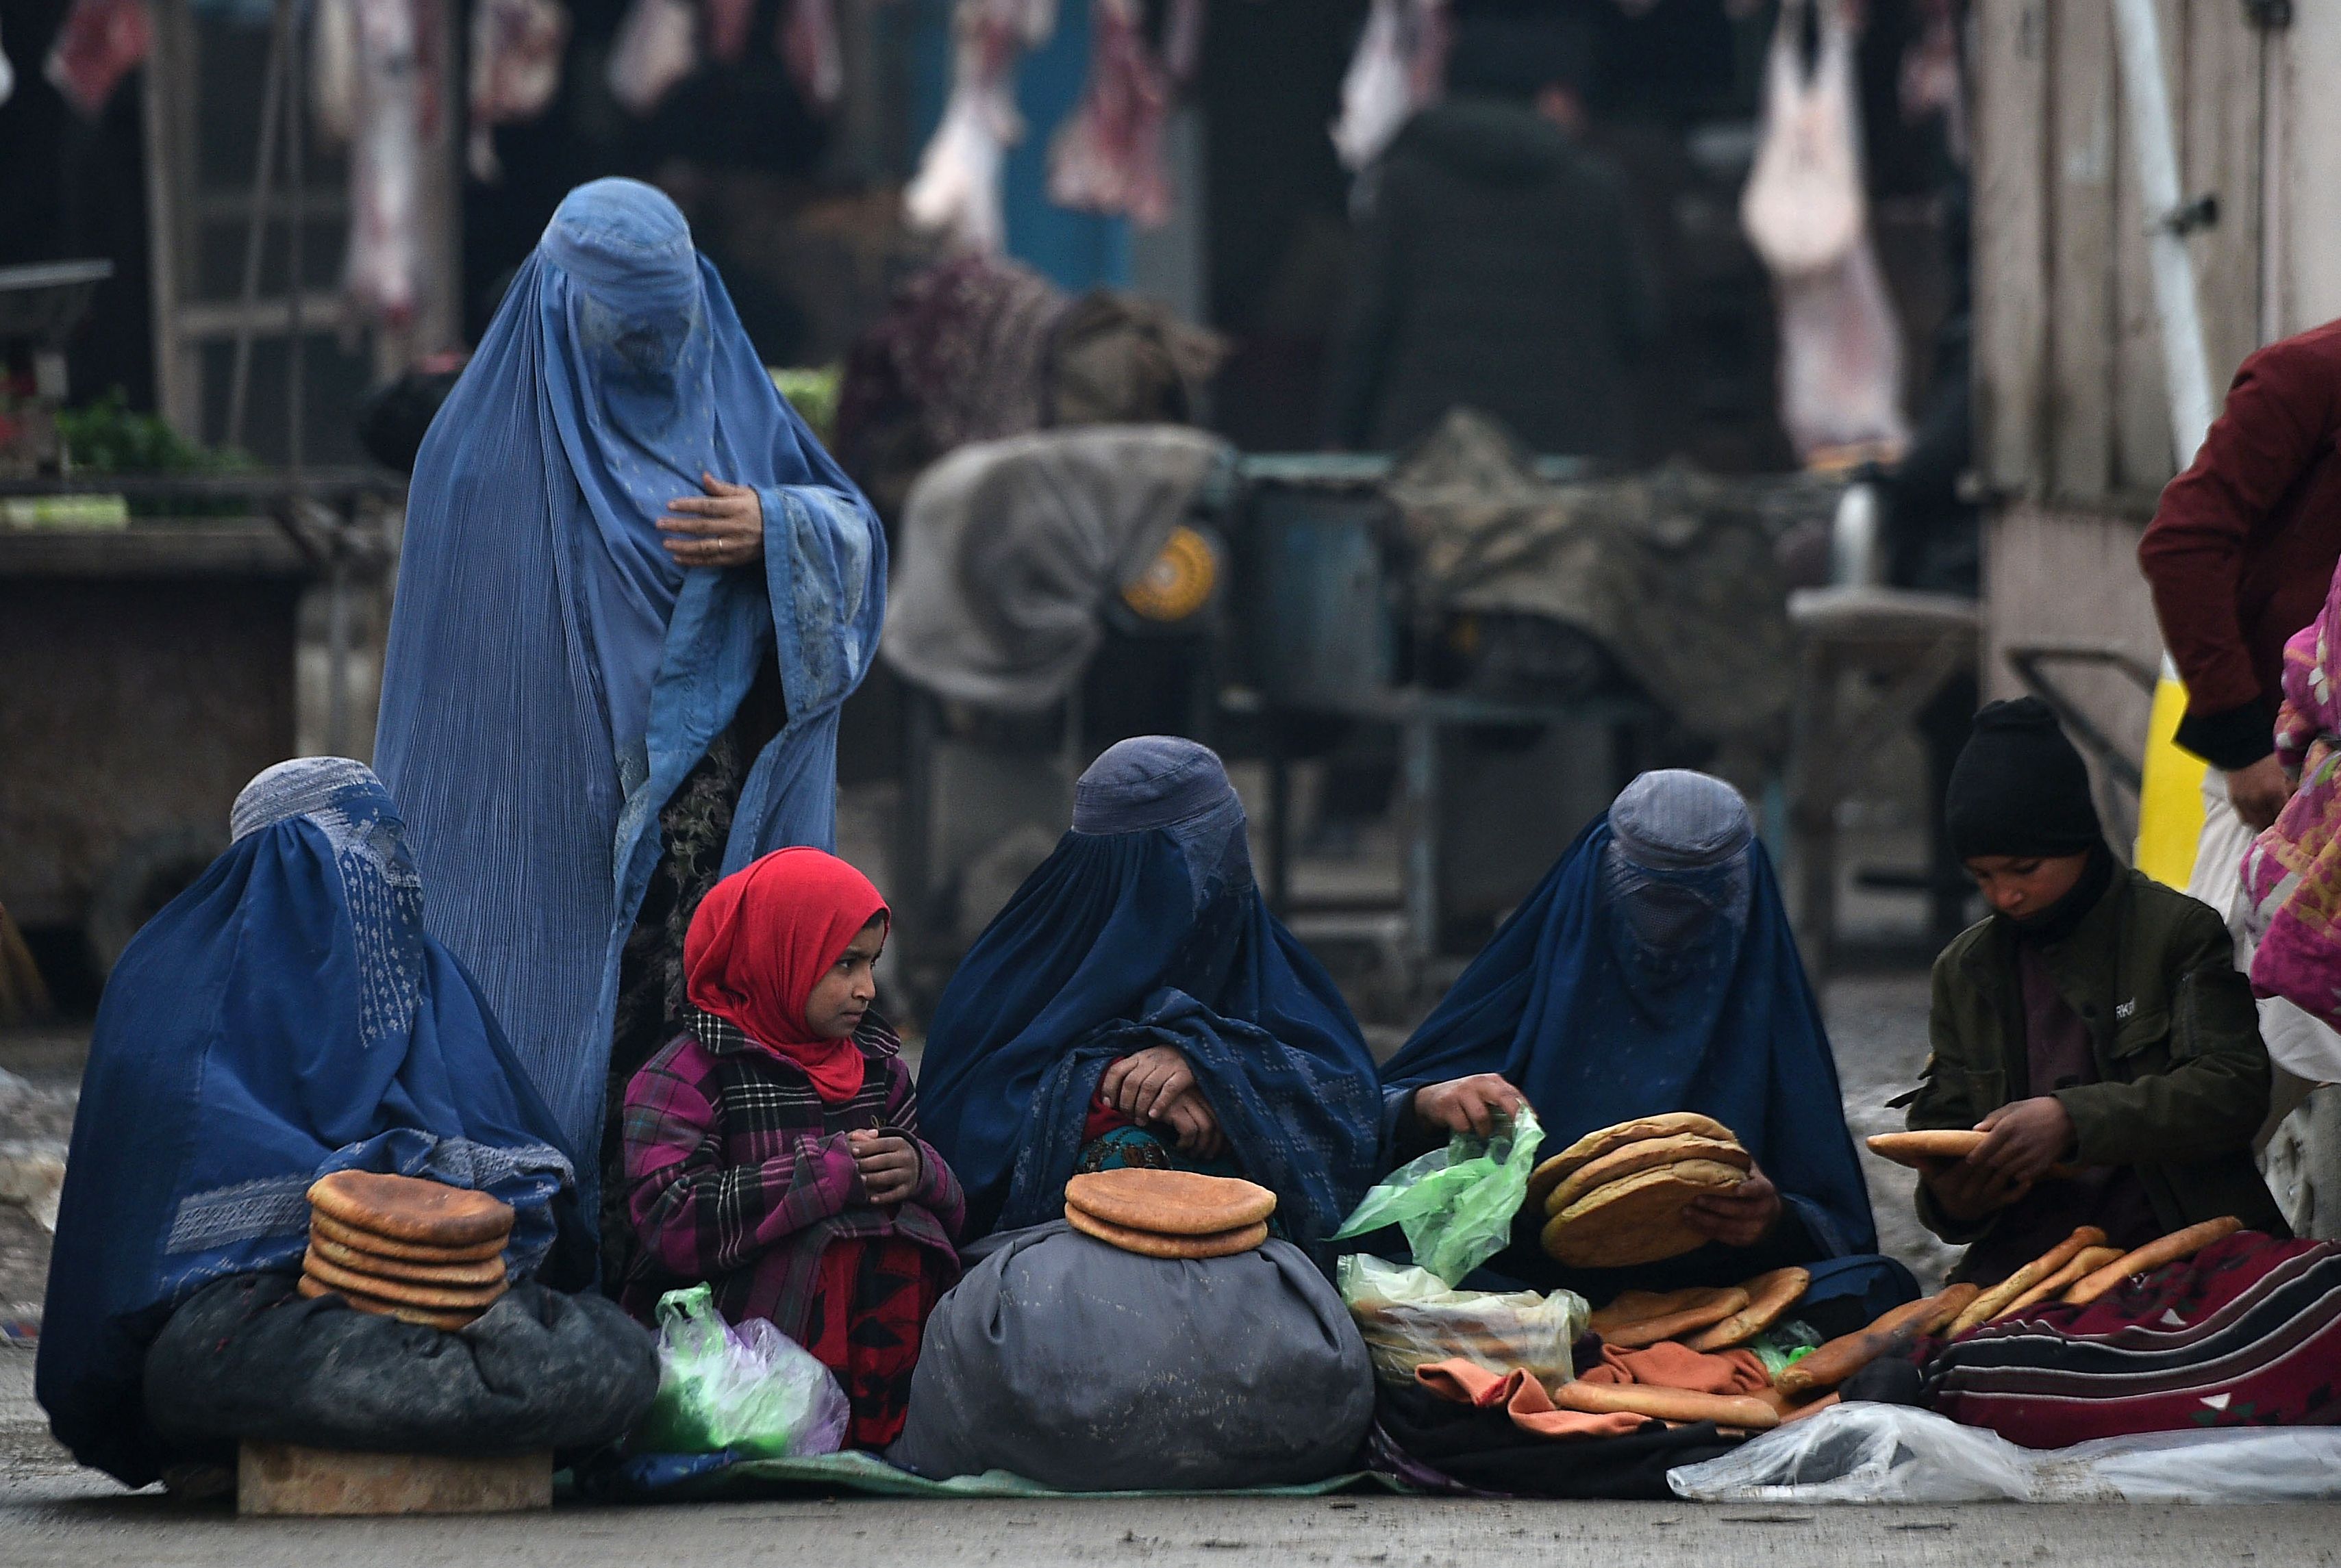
[618,1007,962,1339]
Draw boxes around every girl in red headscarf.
[621,848,964,1449]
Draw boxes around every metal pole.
[326,547,351,755]
[225,0,291,448]
[2111,0,2218,466]
[285,0,307,475]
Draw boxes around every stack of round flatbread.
[1526,1113,1752,1269]
[1064,1169,1277,1260]
[297,1171,514,1330]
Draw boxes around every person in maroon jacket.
[2140,318,2341,844]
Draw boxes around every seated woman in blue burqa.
[914,737,1383,1252]
[36,760,645,1491]
[1379,770,1912,1318]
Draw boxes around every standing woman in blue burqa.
[375,179,884,1278]
[915,737,1384,1252]
[1378,770,1914,1323]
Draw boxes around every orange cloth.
[1580,1342,1770,1395]
[1414,1359,1649,1439]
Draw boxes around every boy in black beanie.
[1900,698,2284,1285]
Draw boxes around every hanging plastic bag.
[1339,1252,1583,1392]
[1667,1402,2341,1504]
[1329,1107,1542,1287]
[628,1285,850,1459]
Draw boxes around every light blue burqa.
[375,179,884,1167]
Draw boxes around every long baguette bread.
[1775,1284,1979,1397]
[1994,1245,2122,1320]
[1949,1225,2108,1335]
[1548,1380,1780,1430]
[1599,1290,1751,1349]
[1686,1267,1811,1352]
[2062,1217,2245,1308]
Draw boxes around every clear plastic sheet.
[1668,1401,2341,1503]
[630,1284,850,1459]
[1339,1254,1585,1393]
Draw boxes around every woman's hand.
[1101,1046,1196,1122]
[1410,1074,1528,1139]
[848,1129,920,1205]
[1681,1164,1783,1248]
[1920,1156,2031,1224]
[1971,1096,2075,1186]
[1157,1089,1226,1161]
[658,472,765,569]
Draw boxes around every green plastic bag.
[629,1285,851,1458]
[1329,1107,1543,1287]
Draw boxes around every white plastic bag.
[629,1285,850,1458]
[1668,1401,2341,1503]
[1338,1253,1584,1393]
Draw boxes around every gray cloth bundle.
[887,1222,1374,1490]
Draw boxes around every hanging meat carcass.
[1047,0,1172,227]
[43,0,151,120]
[344,0,425,327]
[1741,0,1907,467]
[1329,0,1445,173]
[905,0,1057,254]
[0,14,16,108]
[467,0,568,180]
[779,0,844,113]
[607,0,699,117]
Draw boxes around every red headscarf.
[684,848,890,1103]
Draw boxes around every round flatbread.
[1525,1113,1738,1210]
[1063,1205,1270,1259]
[1064,1169,1277,1237]
[305,1232,509,1289]
[1546,1135,1752,1216]
[1540,1159,1748,1269]
[309,1209,510,1263]
[297,1273,488,1332]
[308,1171,514,1247]
[1866,1130,1987,1168]
[303,1251,510,1310]
[1587,1285,1748,1337]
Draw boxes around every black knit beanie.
[1944,696,2103,859]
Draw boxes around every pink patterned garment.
[2240,574,2341,1030]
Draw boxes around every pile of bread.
[1064,1169,1276,1260]
[1527,1113,1753,1269]
[297,1170,514,1330]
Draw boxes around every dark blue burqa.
[1380,807,1880,1276]
[36,761,583,1487]
[915,740,1382,1250]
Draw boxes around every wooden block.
[237,1442,552,1517]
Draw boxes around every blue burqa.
[915,739,1384,1250]
[37,759,581,1487]
[374,179,884,1164]
[1379,771,1879,1273]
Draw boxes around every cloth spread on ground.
[2138,317,2341,769]
[620,1009,960,1366]
[1371,1380,1742,1500]
[884,1219,1376,1490]
[916,739,1382,1250]
[36,759,582,1489]
[579,1447,1397,1502]
[375,177,884,1183]
[145,1272,657,1461]
[683,848,888,1103]
[1379,775,1878,1294]
[1922,1230,2341,1447]
[2244,571,2341,1034]
[1382,412,1826,766]
[879,426,1234,713]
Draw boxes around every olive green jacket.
[1905,866,2285,1246]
